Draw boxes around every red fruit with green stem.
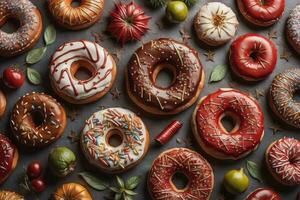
[2,67,25,89]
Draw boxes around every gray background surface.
[0,0,299,199]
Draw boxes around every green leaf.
[209,64,228,83]
[149,0,166,8]
[44,24,56,45]
[124,189,137,196]
[183,0,198,6]
[27,68,41,85]
[246,161,262,182]
[116,176,125,188]
[26,47,47,64]
[79,172,108,191]
[123,194,133,200]
[109,186,120,193]
[114,193,122,200]
[125,176,140,190]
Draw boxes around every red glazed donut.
[245,188,281,200]
[148,148,214,200]
[230,33,277,81]
[237,0,285,27]
[192,88,264,160]
[265,137,300,186]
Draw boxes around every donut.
[265,137,300,186]
[0,134,18,184]
[269,68,300,129]
[0,191,24,200]
[192,88,264,160]
[0,0,42,57]
[237,0,285,27]
[287,5,300,54]
[53,183,92,200]
[194,2,239,46]
[0,90,6,118]
[10,92,66,148]
[148,148,214,200]
[81,107,149,173]
[48,0,104,30]
[126,38,205,115]
[245,188,281,200]
[229,33,277,81]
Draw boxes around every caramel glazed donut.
[0,0,42,57]
[48,0,104,30]
[0,89,6,118]
[53,183,93,200]
[10,92,67,149]
[81,107,149,173]
[50,40,116,104]
[0,191,24,200]
[126,38,205,115]
[148,148,214,200]
[192,88,264,160]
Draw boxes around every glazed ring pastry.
[194,2,239,46]
[287,5,300,54]
[269,68,300,128]
[229,33,277,81]
[192,88,264,160]
[53,183,92,200]
[0,134,18,184]
[0,0,42,57]
[265,137,300,186]
[0,190,24,200]
[126,38,205,115]
[81,107,149,173]
[48,0,104,30]
[245,188,281,200]
[237,0,285,27]
[50,40,117,104]
[0,90,6,118]
[148,148,214,200]
[10,92,67,148]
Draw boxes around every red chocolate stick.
[155,120,183,145]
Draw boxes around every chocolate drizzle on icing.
[0,134,16,183]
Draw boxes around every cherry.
[27,161,42,179]
[31,178,46,193]
[2,67,25,89]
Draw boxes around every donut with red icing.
[245,188,281,200]
[265,137,300,186]
[148,148,214,200]
[230,33,277,81]
[0,134,18,184]
[237,0,285,27]
[192,88,264,160]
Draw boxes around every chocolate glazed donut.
[126,38,205,115]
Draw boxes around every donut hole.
[0,16,20,34]
[170,172,189,191]
[219,112,240,133]
[152,64,176,89]
[71,60,95,82]
[29,110,45,127]
[106,129,123,148]
[292,89,300,102]
[70,0,82,7]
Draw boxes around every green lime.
[223,168,249,194]
[166,1,188,23]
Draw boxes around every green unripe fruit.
[223,168,249,194]
[166,1,188,23]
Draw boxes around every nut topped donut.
[245,188,281,200]
[50,40,116,104]
[265,137,300,186]
[148,148,214,200]
[0,0,42,57]
[126,38,205,115]
[230,33,277,81]
[53,183,92,200]
[0,191,24,200]
[48,0,104,30]
[10,92,67,149]
[81,107,149,173]
[192,88,264,160]
[287,5,300,54]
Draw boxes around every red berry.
[2,67,25,89]
[27,161,42,179]
[31,178,46,193]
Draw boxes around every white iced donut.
[49,40,116,104]
[287,5,300,55]
[80,107,149,173]
[194,2,239,46]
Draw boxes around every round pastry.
[266,137,300,186]
[192,88,264,160]
[81,107,149,173]
[238,0,285,27]
[245,188,281,200]
[287,5,300,54]
[229,33,277,81]
[48,0,104,30]
[0,90,6,118]
[53,183,92,200]
[0,134,18,184]
[50,40,116,104]
[194,2,239,46]
[148,148,214,200]
[0,191,24,200]
[126,38,205,115]
[269,68,300,129]
[10,92,67,148]
[0,0,42,57]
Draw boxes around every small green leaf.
[124,189,137,196]
[125,176,140,190]
[27,68,41,85]
[116,176,125,188]
[44,24,56,45]
[79,172,108,191]
[109,186,120,193]
[209,64,228,83]
[246,161,262,182]
[26,47,47,64]
[114,193,122,200]
[123,194,133,200]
